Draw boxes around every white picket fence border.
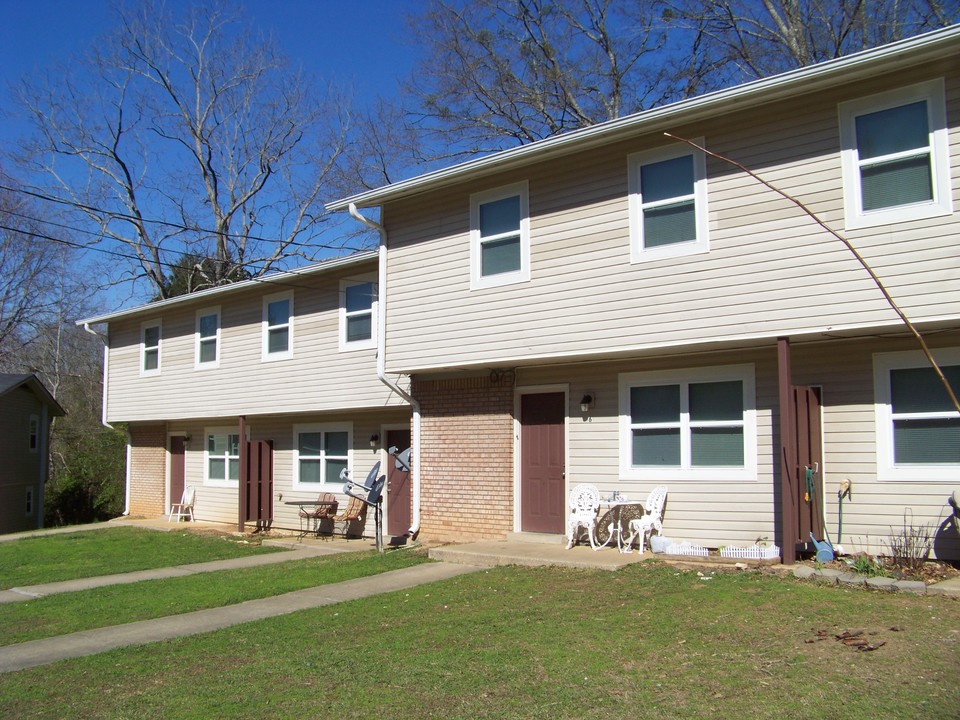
[719,544,780,560]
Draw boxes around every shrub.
[885,510,932,574]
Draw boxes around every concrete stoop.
[429,540,648,571]
[429,540,960,597]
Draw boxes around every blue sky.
[0,0,421,141]
[0,0,423,309]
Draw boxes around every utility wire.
[0,183,369,251]
[0,223,374,297]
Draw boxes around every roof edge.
[0,374,66,416]
[327,24,960,211]
[77,250,378,326]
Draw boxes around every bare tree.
[666,1,959,88]
[404,0,683,156]
[0,179,62,363]
[397,0,957,160]
[15,0,355,300]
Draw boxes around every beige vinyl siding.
[518,349,778,550]
[105,262,403,423]
[793,333,960,560]
[170,410,409,534]
[383,61,960,373]
[515,330,960,558]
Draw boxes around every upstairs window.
[28,415,39,452]
[470,181,530,289]
[874,349,960,481]
[262,292,293,360]
[340,279,376,351]
[840,79,951,229]
[629,142,709,262]
[195,307,220,367]
[141,321,161,375]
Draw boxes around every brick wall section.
[413,375,514,542]
[128,425,166,517]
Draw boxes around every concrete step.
[504,532,567,545]
[429,540,646,571]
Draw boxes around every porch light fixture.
[369,434,380,448]
[580,394,594,413]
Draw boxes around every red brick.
[413,375,514,542]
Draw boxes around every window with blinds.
[840,79,952,230]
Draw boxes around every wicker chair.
[565,484,601,550]
[298,492,338,538]
[331,495,367,538]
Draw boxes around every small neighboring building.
[0,374,66,534]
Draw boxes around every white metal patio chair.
[623,485,668,554]
[169,485,195,522]
[565,484,601,550]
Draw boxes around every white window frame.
[140,320,161,376]
[339,277,377,352]
[292,423,353,489]
[470,181,531,290]
[28,414,39,453]
[195,306,221,369]
[873,348,960,482]
[204,426,242,487]
[262,291,293,361]
[839,78,952,230]
[628,140,709,263]
[619,364,756,481]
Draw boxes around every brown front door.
[169,435,186,511]
[386,428,412,536]
[520,392,566,533]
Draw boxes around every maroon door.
[520,392,566,533]
[169,435,186,510]
[386,428,412,536]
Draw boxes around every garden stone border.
[793,565,952,595]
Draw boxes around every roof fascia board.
[77,250,377,326]
[0,375,66,415]
[327,25,960,211]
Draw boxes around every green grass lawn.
[1,563,957,719]
[0,527,278,589]
[0,549,428,646]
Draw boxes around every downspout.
[348,203,422,537]
[84,322,131,516]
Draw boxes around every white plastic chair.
[623,485,668,553]
[565,484,601,550]
[169,485,195,522]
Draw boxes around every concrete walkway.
[0,561,480,674]
[0,542,349,603]
[0,519,485,673]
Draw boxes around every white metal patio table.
[593,496,646,553]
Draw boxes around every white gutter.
[84,322,131,516]
[348,203,422,538]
